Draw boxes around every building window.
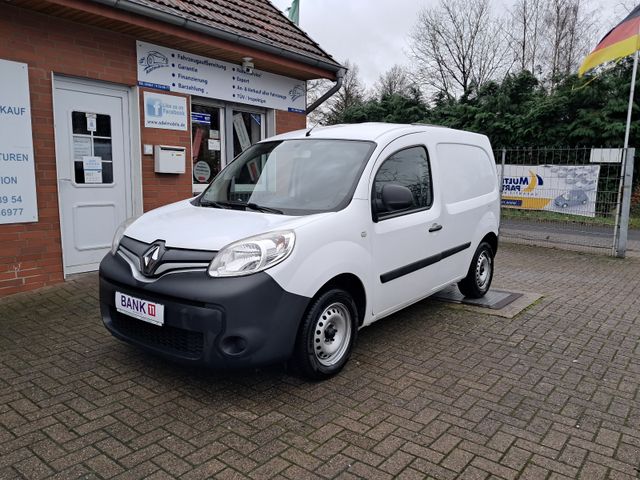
[191,105,224,192]
[190,102,268,194]
[232,111,264,159]
[71,111,113,184]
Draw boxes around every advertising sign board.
[0,59,38,224]
[502,164,600,217]
[143,91,188,131]
[137,41,306,113]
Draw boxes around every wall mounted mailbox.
[154,145,186,174]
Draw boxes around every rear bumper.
[99,252,310,368]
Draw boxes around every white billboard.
[0,59,38,224]
[589,148,623,163]
[137,41,306,113]
[501,164,600,217]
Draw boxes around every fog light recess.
[220,336,248,355]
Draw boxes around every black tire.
[291,289,358,380]
[457,242,494,299]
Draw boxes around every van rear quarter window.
[436,143,496,203]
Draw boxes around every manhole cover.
[433,285,523,310]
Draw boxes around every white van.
[100,123,500,379]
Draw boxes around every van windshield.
[198,139,375,215]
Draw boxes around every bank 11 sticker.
[193,161,211,183]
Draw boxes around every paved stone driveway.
[1,244,639,479]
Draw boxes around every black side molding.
[441,242,471,260]
[380,242,471,284]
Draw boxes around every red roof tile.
[128,0,340,69]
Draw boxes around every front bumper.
[99,252,310,368]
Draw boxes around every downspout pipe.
[305,68,345,115]
[90,0,343,75]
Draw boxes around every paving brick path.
[1,244,639,479]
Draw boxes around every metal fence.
[495,147,636,257]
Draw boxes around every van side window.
[373,146,432,218]
[436,143,495,204]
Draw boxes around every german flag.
[579,5,640,76]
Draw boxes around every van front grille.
[111,309,204,359]
[118,236,216,278]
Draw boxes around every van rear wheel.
[292,289,357,380]
[458,242,494,299]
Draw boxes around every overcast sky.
[271,0,629,88]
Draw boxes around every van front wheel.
[292,289,357,380]
[458,242,494,299]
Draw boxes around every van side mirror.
[381,183,414,212]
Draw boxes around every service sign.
[137,41,306,113]
[143,91,188,131]
[502,165,600,217]
[589,148,623,163]
[0,59,38,224]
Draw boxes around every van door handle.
[428,223,443,232]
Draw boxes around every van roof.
[266,122,487,143]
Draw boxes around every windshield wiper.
[199,199,246,210]
[199,199,231,209]
[245,203,284,215]
[199,199,283,214]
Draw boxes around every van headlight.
[111,217,138,255]
[208,231,295,277]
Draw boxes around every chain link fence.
[495,147,637,256]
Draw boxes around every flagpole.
[623,34,639,151]
[614,24,639,256]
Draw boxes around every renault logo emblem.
[141,241,165,276]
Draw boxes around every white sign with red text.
[116,291,165,326]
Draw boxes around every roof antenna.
[305,123,318,137]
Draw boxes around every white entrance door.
[54,78,133,275]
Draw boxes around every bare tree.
[543,0,597,81]
[507,0,597,82]
[408,0,510,99]
[317,60,366,125]
[305,78,332,126]
[374,65,413,98]
[508,0,545,74]
[615,1,637,16]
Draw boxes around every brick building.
[0,0,342,296]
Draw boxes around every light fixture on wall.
[241,57,254,74]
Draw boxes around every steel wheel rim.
[476,251,492,291]
[313,302,352,367]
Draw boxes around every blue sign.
[501,198,523,207]
[250,114,261,126]
[191,112,211,125]
[143,92,188,131]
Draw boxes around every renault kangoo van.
[100,123,500,379]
